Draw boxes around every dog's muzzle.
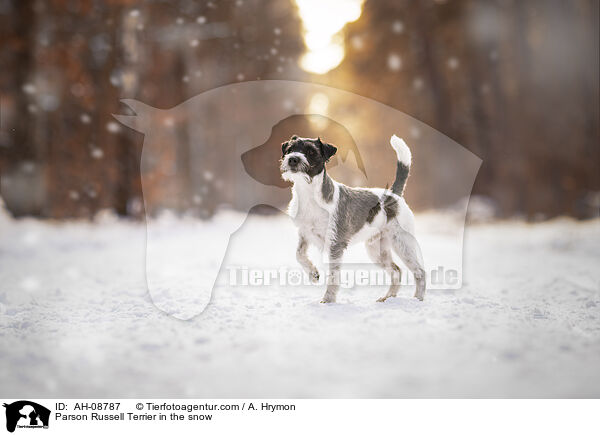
[280,153,309,174]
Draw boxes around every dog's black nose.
[288,156,299,166]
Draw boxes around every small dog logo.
[3,401,50,433]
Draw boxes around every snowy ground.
[0,206,599,398]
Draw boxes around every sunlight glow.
[294,0,364,74]
[307,92,331,129]
[307,92,330,114]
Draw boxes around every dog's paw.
[414,292,424,301]
[376,296,388,303]
[320,296,335,304]
[310,269,320,283]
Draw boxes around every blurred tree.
[319,0,599,218]
[0,0,598,219]
[0,0,304,219]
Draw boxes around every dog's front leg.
[296,233,320,283]
[321,239,347,303]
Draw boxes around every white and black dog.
[280,135,426,303]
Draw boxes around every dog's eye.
[307,148,315,156]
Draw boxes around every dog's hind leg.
[296,233,320,283]
[366,234,402,302]
[391,230,426,301]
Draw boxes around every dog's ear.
[317,137,337,162]
[281,141,290,155]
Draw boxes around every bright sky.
[294,0,364,74]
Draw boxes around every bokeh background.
[1,0,598,220]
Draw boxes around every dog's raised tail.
[390,134,412,196]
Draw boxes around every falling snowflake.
[70,82,85,97]
[282,99,294,110]
[447,57,459,70]
[39,94,59,111]
[274,27,281,35]
[351,35,364,50]
[21,161,35,173]
[392,20,404,34]
[127,197,143,215]
[110,71,121,86]
[236,73,245,81]
[413,77,424,91]
[387,53,402,71]
[196,16,206,24]
[80,113,91,124]
[129,9,140,18]
[190,39,199,47]
[410,126,421,139]
[106,121,120,133]
[22,83,36,94]
[86,187,97,198]
[91,147,104,159]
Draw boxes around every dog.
[280,134,426,303]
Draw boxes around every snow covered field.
[0,206,598,398]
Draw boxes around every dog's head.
[280,135,337,182]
